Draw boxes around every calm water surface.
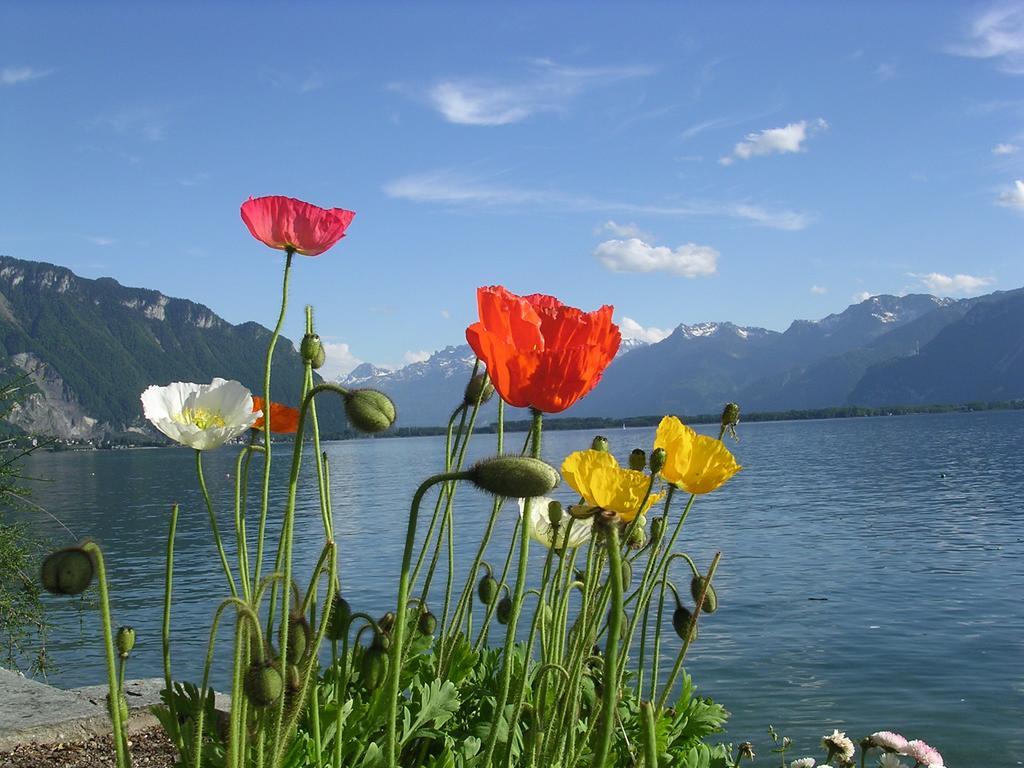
[15,411,1024,766]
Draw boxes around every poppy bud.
[116,626,136,659]
[372,631,391,652]
[672,604,698,643]
[628,449,646,471]
[627,526,646,550]
[284,663,301,694]
[41,547,94,596]
[468,456,560,499]
[344,389,396,433]
[721,402,740,440]
[284,616,311,663]
[360,646,388,690]
[547,500,564,527]
[377,612,396,635]
[418,610,437,635]
[651,517,666,543]
[326,595,352,641]
[496,596,513,625]
[464,373,494,406]
[690,575,718,613]
[300,333,324,367]
[591,435,609,452]
[649,448,666,474]
[244,662,284,708]
[478,575,499,606]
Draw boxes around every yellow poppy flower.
[560,449,664,522]
[653,415,741,494]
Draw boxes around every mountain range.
[0,253,1021,439]
[341,289,1024,427]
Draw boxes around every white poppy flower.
[141,378,260,450]
[518,496,594,550]
[789,759,816,768]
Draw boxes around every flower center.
[173,407,226,430]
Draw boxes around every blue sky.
[2,1,1023,377]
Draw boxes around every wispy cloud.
[619,316,672,344]
[720,119,828,165]
[876,61,898,81]
[594,237,718,278]
[810,285,828,295]
[993,142,1020,154]
[179,172,210,187]
[1,66,52,86]
[680,117,729,141]
[95,106,167,142]
[440,309,451,319]
[852,291,874,303]
[384,170,812,230]
[265,68,326,94]
[415,59,653,126]
[910,272,995,296]
[82,235,115,247]
[596,220,653,239]
[403,350,431,364]
[948,3,1024,74]
[997,179,1024,208]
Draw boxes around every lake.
[13,410,1024,766]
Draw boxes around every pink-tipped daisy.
[870,732,909,752]
[900,739,943,767]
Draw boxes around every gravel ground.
[0,726,178,768]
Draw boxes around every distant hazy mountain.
[0,255,344,439]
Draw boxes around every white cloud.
[385,170,812,230]
[852,291,874,303]
[994,142,1020,154]
[2,66,52,86]
[597,220,652,239]
[810,285,828,295]
[423,60,653,126]
[440,309,451,319]
[619,316,671,344]
[318,342,362,380]
[997,179,1024,208]
[876,62,898,81]
[680,118,728,141]
[720,118,828,165]
[403,350,431,364]
[911,272,995,296]
[594,237,718,278]
[179,172,210,187]
[948,3,1024,74]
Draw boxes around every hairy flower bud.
[418,610,437,635]
[116,626,136,659]
[690,575,719,613]
[284,663,301,694]
[627,526,646,550]
[464,373,495,406]
[300,333,324,366]
[284,615,312,663]
[721,402,741,441]
[591,435,609,452]
[468,456,560,499]
[672,604,698,643]
[649,447,667,474]
[547,500,564,527]
[478,575,499,606]
[360,646,388,690]
[651,517,666,543]
[244,662,284,708]
[377,612,396,635]
[326,595,352,641]
[345,389,396,433]
[41,547,94,596]
[496,596,513,625]
[628,449,646,471]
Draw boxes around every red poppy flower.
[465,286,621,414]
[251,396,301,434]
[240,196,355,257]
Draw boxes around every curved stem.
[254,249,294,586]
[592,525,623,768]
[196,449,238,598]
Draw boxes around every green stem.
[640,701,658,768]
[592,524,623,768]
[81,543,130,768]
[254,249,293,587]
[385,472,470,768]
[162,504,178,735]
[196,449,238,598]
